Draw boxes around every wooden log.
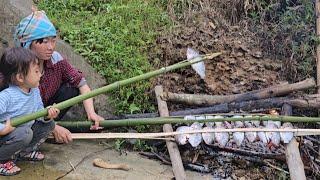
[172,97,287,115]
[118,97,287,118]
[118,96,320,119]
[155,85,186,180]
[163,78,315,106]
[282,104,306,180]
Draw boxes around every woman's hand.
[0,120,15,136]
[47,106,60,119]
[52,124,72,143]
[88,112,104,130]
[79,84,104,130]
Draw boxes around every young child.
[0,47,60,176]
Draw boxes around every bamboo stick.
[62,128,320,140]
[10,52,221,127]
[57,115,320,129]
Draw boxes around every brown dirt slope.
[151,1,311,101]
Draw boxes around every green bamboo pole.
[10,52,222,127]
[57,115,320,129]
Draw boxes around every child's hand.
[47,106,60,120]
[0,120,15,136]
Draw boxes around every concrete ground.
[6,140,212,180]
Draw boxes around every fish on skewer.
[233,121,245,147]
[244,121,257,143]
[250,115,260,127]
[202,126,215,145]
[189,122,203,147]
[205,115,215,127]
[195,115,205,126]
[231,115,244,147]
[258,116,269,145]
[257,131,268,145]
[244,115,257,143]
[175,126,192,145]
[280,122,294,144]
[269,109,281,128]
[265,121,281,148]
[202,116,216,145]
[214,121,229,147]
[251,119,260,127]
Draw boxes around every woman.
[13,10,104,144]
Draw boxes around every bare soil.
[148,1,313,179]
[152,1,282,102]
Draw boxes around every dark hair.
[0,47,38,90]
[34,36,56,44]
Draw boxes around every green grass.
[37,0,171,114]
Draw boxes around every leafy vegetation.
[245,0,316,81]
[37,0,171,114]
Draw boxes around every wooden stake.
[315,0,320,160]
[316,0,320,94]
[282,104,306,180]
[155,85,186,180]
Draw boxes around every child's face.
[23,61,42,88]
[30,37,56,61]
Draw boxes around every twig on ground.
[139,151,172,165]
[56,147,111,180]
[263,160,289,174]
[192,151,200,163]
[68,161,76,172]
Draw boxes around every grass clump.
[37,0,171,114]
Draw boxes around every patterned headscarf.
[14,11,57,48]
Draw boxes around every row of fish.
[175,115,294,148]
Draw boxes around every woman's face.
[30,37,57,60]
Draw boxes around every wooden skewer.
[55,128,320,140]
[48,134,174,141]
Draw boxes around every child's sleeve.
[0,91,10,131]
